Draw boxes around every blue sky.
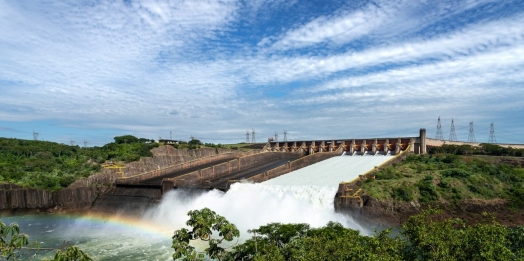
[1,0,523,146]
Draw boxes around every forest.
[0,136,158,191]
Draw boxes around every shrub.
[416,175,438,202]
[393,185,414,201]
[441,168,471,178]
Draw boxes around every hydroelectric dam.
[90,129,430,212]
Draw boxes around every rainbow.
[50,211,175,238]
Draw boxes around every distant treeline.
[429,143,524,157]
[0,135,158,191]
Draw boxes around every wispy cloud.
[0,0,523,144]
[260,0,499,51]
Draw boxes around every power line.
[274,132,278,142]
[251,129,256,143]
[83,140,88,148]
[33,131,39,141]
[70,139,75,146]
[435,117,443,140]
[449,119,457,141]
[468,121,476,142]
[489,123,497,143]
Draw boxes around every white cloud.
[0,0,523,144]
[262,0,499,51]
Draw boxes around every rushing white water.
[144,154,395,237]
[264,154,394,187]
[144,182,366,238]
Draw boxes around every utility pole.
[251,129,256,143]
[435,117,443,140]
[33,131,39,141]
[170,131,172,140]
[489,123,497,143]
[468,121,476,142]
[246,130,250,144]
[274,132,278,142]
[283,130,288,142]
[449,119,457,141]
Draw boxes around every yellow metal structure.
[101,162,126,177]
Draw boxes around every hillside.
[358,144,524,225]
[0,136,158,191]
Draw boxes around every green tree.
[46,246,92,261]
[0,220,29,260]
[113,135,139,144]
[172,208,240,261]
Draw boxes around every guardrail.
[115,150,259,184]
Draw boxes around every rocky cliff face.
[0,147,246,212]
[342,197,524,227]
[69,146,240,188]
[0,183,104,211]
[0,184,53,209]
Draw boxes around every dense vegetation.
[429,143,524,157]
[172,208,524,261]
[0,136,158,191]
[364,145,524,208]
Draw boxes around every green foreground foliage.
[173,208,524,261]
[363,150,524,207]
[0,136,158,191]
[3,208,524,260]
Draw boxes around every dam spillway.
[262,153,395,188]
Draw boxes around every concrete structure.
[263,134,420,154]
[263,128,524,155]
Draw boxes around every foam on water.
[264,154,395,187]
[144,155,398,236]
[144,182,367,238]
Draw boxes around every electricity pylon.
[435,117,443,140]
[449,119,457,141]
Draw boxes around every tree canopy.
[172,208,524,261]
[0,136,158,191]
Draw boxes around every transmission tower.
[449,119,457,141]
[283,130,288,142]
[435,117,443,140]
[33,131,39,141]
[83,140,88,148]
[170,131,172,140]
[274,132,278,142]
[245,130,250,143]
[489,123,497,143]
[70,139,75,146]
[251,129,256,143]
[467,121,476,142]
